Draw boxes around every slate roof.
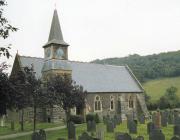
[18,56,143,93]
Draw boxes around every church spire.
[44,9,69,47]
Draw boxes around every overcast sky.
[2,0,180,68]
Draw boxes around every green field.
[143,76,180,102]
[5,122,174,140]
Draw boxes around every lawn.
[4,121,174,140]
[143,76,180,102]
[0,121,64,136]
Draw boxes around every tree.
[0,65,16,126]
[23,66,44,132]
[0,0,17,58]
[158,86,179,109]
[46,74,87,126]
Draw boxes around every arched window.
[129,96,134,108]
[94,95,102,112]
[110,96,115,110]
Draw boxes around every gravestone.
[126,114,133,129]
[149,129,165,140]
[174,125,180,136]
[96,130,104,140]
[168,111,174,125]
[135,136,144,140]
[161,112,168,127]
[128,120,137,134]
[139,114,145,124]
[106,121,114,133]
[11,121,14,131]
[152,112,156,124]
[39,129,46,140]
[103,116,107,124]
[171,136,180,140]
[174,112,180,124]
[87,121,96,132]
[68,121,76,140]
[117,114,122,124]
[32,132,41,140]
[111,118,116,128]
[155,111,161,129]
[78,132,93,140]
[147,122,155,134]
[115,132,132,140]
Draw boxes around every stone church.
[10,9,148,122]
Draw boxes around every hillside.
[92,50,180,82]
[143,76,180,102]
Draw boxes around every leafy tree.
[46,74,87,126]
[0,0,17,58]
[158,86,179,109]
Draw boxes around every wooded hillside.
[92,50,180,82]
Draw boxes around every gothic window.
[110,96,115,111]
[94,95,102,112]
[129,96,134,108]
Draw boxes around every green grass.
[4,122,174,140]
[0,122,64,136]
[143,76,180,102]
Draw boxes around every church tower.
[42,9,72,78]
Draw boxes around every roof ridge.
[19,55,44,60]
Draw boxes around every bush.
[86,113,100,123]
[69,115,84,124]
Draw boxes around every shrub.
[69,115,84,124]
[86,113,100,123]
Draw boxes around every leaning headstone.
[96,130,104,140]
[128,120,137,134]
[115,132,132,140]
[32,132,41,140]
[135,136,144,140]
[106,121,114,133]
[147,122,155,134]
[39,129,46,140]
[174,125,180,136]
[11,121,15,131]
[149,129,165,140]
[139,114,145,124]
[161,112,168,127]
[171,136,180,140]
[68,121,76,140]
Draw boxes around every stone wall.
[86,93,138,119]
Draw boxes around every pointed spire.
[44,9,69,47]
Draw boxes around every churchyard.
[2,109,180,140]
